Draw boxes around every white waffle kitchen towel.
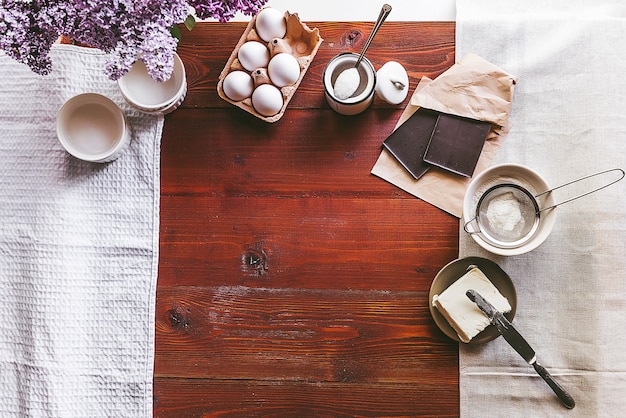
[456,1,626,417]
[0,45,162,417]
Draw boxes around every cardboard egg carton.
[217,10,323,123]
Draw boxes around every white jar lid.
[375,61,409,105]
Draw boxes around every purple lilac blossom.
[0,0,268,81]
[0,1,58,75]
[188,0,267,22]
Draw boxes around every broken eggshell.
[217,9,323,123]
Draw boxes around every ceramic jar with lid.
[323,53,409,115]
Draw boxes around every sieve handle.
[536,168,624,212]
[463,215,483,235]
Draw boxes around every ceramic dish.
[56,93,130,163]
[118,53,187,114]
[428,256,517,344]
[129,83,187,115]
[463,163,557,256]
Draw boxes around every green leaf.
[170,24,182,43]
[184,15,196,31]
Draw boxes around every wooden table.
[155,21,459,417]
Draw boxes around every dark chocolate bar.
[382,107,440,180]
[423,113,491,177]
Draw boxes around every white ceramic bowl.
[118,53,187,114]
[56,93,130,163]
[130,82,188,116]
[462,163,557,256]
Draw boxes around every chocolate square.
[382,108,440,180]
[423,113,491,177]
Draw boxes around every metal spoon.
[355,4,392,68]
[333,4,392,100]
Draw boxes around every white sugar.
[333,67,359,100]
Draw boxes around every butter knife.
[466,289,575,409]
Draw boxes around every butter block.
[432,267,511,343]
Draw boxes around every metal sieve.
[464,168,625,249]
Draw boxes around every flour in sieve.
[470,176,519,209]
[485,191,526,236]
[469,176,538,241]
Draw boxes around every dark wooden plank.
[160,108,405,196]
[158,195,458,289]
[155,287,456,380]
[154,378,458,417]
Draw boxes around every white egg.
[238,41,270,72]
[222,70,254,101]
[268,53,300,88]
[252,84,283,117]
[255,8,287,42]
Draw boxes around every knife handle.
[532,362,576,409]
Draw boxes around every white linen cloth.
[0,45,162,417]
[456,1,626,416]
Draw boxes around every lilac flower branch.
[0,0,268,82]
